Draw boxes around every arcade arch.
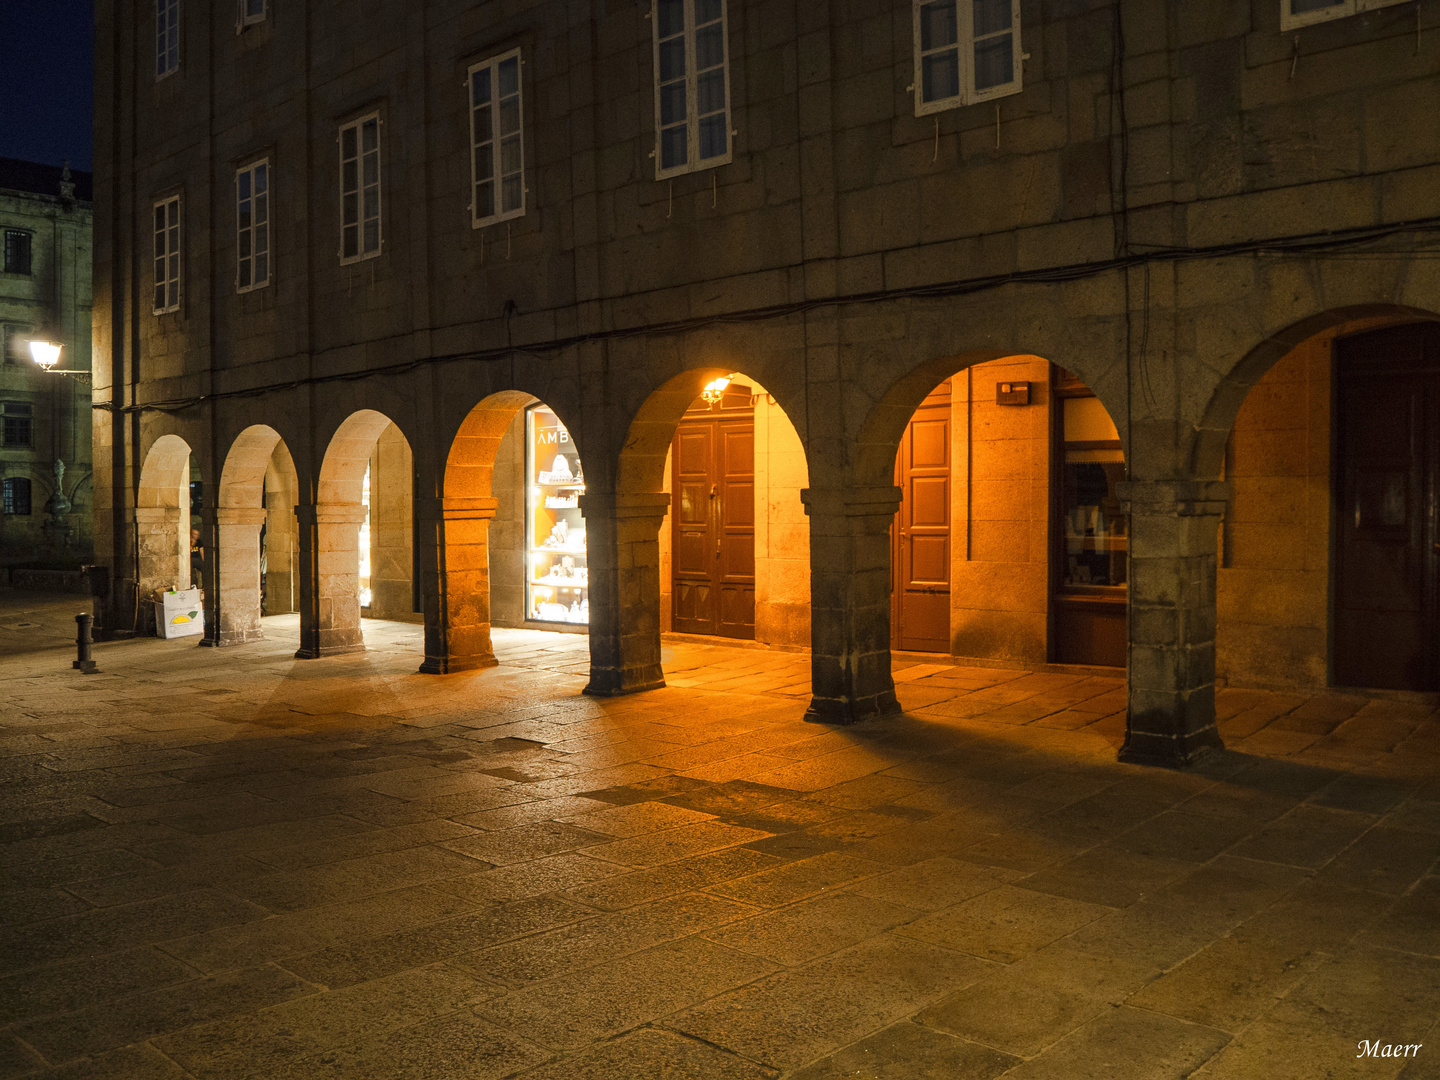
[213,425,298,647]
[426,390,552,674]
[588,367,810,696]
[134,433,195,635]
[881,355,1129,670]
[1208,308,1440,694]
[657,373,811,646]
[298,410,415,658]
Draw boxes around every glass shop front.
[525,404,588,625]
[1052,369,1127,666]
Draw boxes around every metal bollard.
[73,613,98,674]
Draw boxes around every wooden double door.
[891,381,951,652]
[671,391,755,639]
[1334,324,1440,691]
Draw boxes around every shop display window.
[1058,394,1127,591]
[526,404,588,624]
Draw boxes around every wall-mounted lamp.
[27,339,89,378]
[700,374,736,407]
[29,340,62,370]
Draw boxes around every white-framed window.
[339,114,381,263]
[1280,0,1408,30]
[239,0,266,27]
[651,0,732,179]
[236,160,270,292]
[153,195,181,314]
[912,0,1022,116]
[468,50,525,227]
[156,0,180,79]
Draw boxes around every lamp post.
[26,339,84,552]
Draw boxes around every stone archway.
[812,348,1120,723]
[298,409,412,658]
[134,434,192,634]
[424,390,539,674]
[1200,307,1440,693]
[591,367,811,696]
[212,425,298,647]
[656,374,812,648]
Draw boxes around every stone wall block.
[1129,604,1178,648]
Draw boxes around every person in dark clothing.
[189,527,205,590]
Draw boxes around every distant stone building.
[0,158,94,569]
[94,1,1439,765]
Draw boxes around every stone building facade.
[0,159,94,569]
[94,0,1440,766]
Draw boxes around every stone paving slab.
[1,589,1439,1078]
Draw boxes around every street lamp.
[27,339,88,377]
[29,339,62,370]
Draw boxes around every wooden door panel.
[672,411,755,640]
[676,429,711,474]
[907,534,949,585]
[675,581,711,625]
[722,481,754,527]
[899,591,948,652]
[719,584,755,634]
[1334,325,1438,692]
[678,482,709,525]
[722,430,754,475]
[676,531,711,577]
[908,476,949,529]
[892,385,951,653]
[908,418,949,469]
[722,532,755,579]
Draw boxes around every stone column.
[207,506,267,647]
[802,485,903,724]
[580,491,671,696]
[1118,479,1230,766]
[133,505,183,635]
[293,502,369,659]
[419,496,500,673]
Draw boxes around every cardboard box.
[155,589,204,639]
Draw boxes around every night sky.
[0,0,94,172]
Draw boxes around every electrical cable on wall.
[94,214,1440,417]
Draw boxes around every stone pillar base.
[1118,724,1224,768]
[579,490,672,701]
[201,628,265,648]
[418,653,499,674]
[295,642,367,660]
[583,664,666,697]
[804,689,900,726]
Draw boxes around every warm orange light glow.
[701,375,734,405]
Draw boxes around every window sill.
[655,153,733,183]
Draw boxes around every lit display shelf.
[526,404,588,625]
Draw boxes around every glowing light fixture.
[700,374,736,406]
[28,340,62,370]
